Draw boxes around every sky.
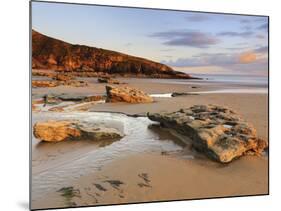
[32,1,269,76]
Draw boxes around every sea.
[191,73,268,88]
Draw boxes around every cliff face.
[32,30,193,79]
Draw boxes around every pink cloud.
[239,52,257,64]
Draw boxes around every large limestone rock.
[147,105,268,163]
[106,85,153,103]
[33,120,123,142]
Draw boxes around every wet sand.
[31,76,268,209]
[33,153,267,209]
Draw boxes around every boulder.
[33,121,81,142]
[147,105,268,163]
[33,120,123,142]
[105,85,153,103]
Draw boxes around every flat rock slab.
[32,80,88,88]
[58,94,105,102]
[32,80,59,88]
[106,85,153,103]
[33,120,123,142]
[147,105,268,163]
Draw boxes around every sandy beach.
[31,76,268,209]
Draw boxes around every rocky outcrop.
[32,70,56,78]
[106,85,153,103]
[33,120,123,142]
[84,95,106,102]
[97,77,123,85]
[62,80,88,87]
[52,74,74,81]
[32,80,59,88]
[56,94,105,102]
[32,30,196,79]
[32,80,88,88]
[147,105,268,163]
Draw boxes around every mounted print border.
[30,1,269,210]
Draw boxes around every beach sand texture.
[31,76,268,209]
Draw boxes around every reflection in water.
[148,124,186,148]
[32,112,187,202]
[35,138,118,150]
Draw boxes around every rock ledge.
[147,105,268,163]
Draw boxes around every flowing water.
[32,112,187,202]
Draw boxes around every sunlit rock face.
[33,120,123,142]
[105,85,153,104]
[32,30,195,79]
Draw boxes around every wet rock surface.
[33,120,123,142]
[105,85,153,103]
[147,105,268,163]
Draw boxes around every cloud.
[163,53,237,67]
[241,25,252,31]
[217,31,253,37]
[237,42,248,46]
[255,46,268,53]
[239,52,257,63]
[160,49,175,52]
[240,19,251,24]
[150,30,220,48]
[256,34,265,39]
[162,51,267,75]
[185,14,209,22]
[256,23,268,30]
[162,51,260,67]
[225,47,248,51]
